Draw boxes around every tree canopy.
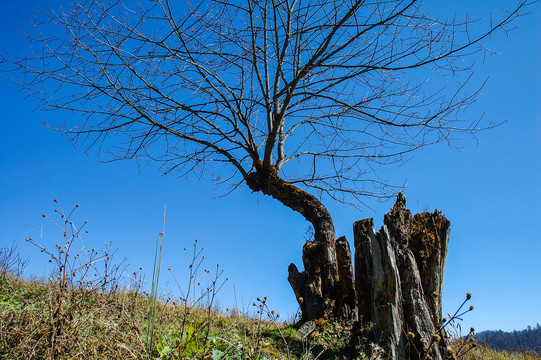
[6,0,531,208]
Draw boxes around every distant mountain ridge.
[474,324,541,353]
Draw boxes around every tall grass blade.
[146,206,166,358]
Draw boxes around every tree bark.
[354,193,451,359]
[245,162,356,321]
[247,166,451,358]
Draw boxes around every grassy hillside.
[0,210,538,360]
[1,273,540,360]
[0,273,363,359]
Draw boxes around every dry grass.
[0,275,146,359]
[0,274,363,359]
[2,274,539,360]
[0,198,361,359]
[455,343,540,360]
[1,202,538,359]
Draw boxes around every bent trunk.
[245,162,335,242]
[246,166,452,358]
[245,163,357,321]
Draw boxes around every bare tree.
[4,0,532,323]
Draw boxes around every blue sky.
[1,1,539,332]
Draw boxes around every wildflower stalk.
[421,293,474,360]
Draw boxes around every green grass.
[1,274,539,360]
[1,203,538,359]
[451,339,540,360]
[0,274,365,359]
[0,275,146,359]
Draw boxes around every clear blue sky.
[1,1,539,332]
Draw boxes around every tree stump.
[288,235,357,322]
[289,193,452,359]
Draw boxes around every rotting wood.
[290,193,451,359]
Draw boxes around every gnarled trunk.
[245,163,356,321]
[246,166,452,359]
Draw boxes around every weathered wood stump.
[288,193,451,359]
[288,235,357,322]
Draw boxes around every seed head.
[432,334,441,343]
[466,293,472,300]
[407,332,415,340]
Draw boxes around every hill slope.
[475,325,541,353]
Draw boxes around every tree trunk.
[245,162,356,321]
[246,165,451,358]
[354,193,451,359]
